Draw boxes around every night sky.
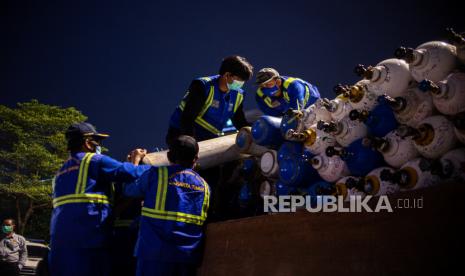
[1,0,463,160]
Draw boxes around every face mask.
[227,79,244,91]
[261,85,280,97]
[95,146,102,155]
[2,225,13,234]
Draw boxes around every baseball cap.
[255,68,280,85]
[65,122,109,141]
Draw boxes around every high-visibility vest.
[140,167,209,226]
[256,76,312,110]
[171,75,244,138]
[52,153,110,208]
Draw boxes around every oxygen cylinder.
[317,117,368,147]
[238,182,252,207]
[334,81,378,111]
[380,158,440,191]
[300,181,335,207]
[364,130,419,168]
[275,181,296,196]
[395,41,457,83]
[280,102,332,136]
[335,176,366,202]
[424,148,465,181]
[260,150,280,178]
[354,58,412,98]
[317,94,352,121]
[326,139,385,176]
[277,141,303,163]
[349,96,398,138]
[452,112,465,144]
[252,115,284,148]
[386,87,435,127]
[259,180,276,198]
[310,153,350,182]
[284,124,337,155]
[446,28,465,64]
[236,127,269,156]
[363,167,400,196]
[418,72,465,115]
[397,115,457,159]
[279,150,321,187]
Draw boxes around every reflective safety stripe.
[142,168,209,226]
[141,207,205,226]
[53,153,109,208]
[179,77,212,112]
[234,93,244,113]
[256,88,276,108]
[283,78,310,108]
[75,153,95,194]
[53,193,109,208]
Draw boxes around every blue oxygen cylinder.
[238,182,252,209]
[281,109,303,137]
[277,141,304,163]
[276,181,297,196]
[326,138,385,176]
[349,96,398,138]
[252,115,284,148]
[279,149,321,187]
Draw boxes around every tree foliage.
[0,100,87,237]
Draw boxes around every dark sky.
[1,0,463,160]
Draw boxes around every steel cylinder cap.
[354,64,373,79]
[394,47,415,63]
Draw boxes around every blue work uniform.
[256,76,320,116]
[49,152,149,276]
[124,165,210,276]
[169,75,245,141]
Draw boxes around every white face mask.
[227,79,245,91]
[95,146,102,155]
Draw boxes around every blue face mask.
[261,85,280,97]
[227,79,245,91]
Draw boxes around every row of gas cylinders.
[235,29,465,203]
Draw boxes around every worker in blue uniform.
[48,122,149,276]
[124,135,210,276]
[255,67,321,117]
[166,55,254,145]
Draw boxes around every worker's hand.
[129,148,147,165]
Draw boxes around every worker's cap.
[65,122,109,141]
[255,68,280,85]
[169,135,199,160]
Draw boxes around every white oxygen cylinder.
[398,115,457,159]
[325,95,354,121]
[419,72,465,115]
[354,59,412,98]
[452,112,465,144]
[303,124,337,155]
[310,154,350,183]
[259,180,275,198]
[260,150,280,178]
[363,167,400,196]
[398,158,440,190]
[301,101,332,130]
[446,28,465,64]
[395,41,457,83]
[335,176,366,202]
[334,81,379,111]
[437,148,465,181]
[367,130,419,168]
[317,117,368,147]
[387,87,435,127]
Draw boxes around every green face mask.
[227,79,245,91]
[2,225,13,234]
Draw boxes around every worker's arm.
[180,80,208,136]
[98,155,151,183]
[231,103,250,129]
[18,236,27,270]
[287,81,308,110]
[123,168,154,197]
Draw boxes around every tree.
[0,100,87,237]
